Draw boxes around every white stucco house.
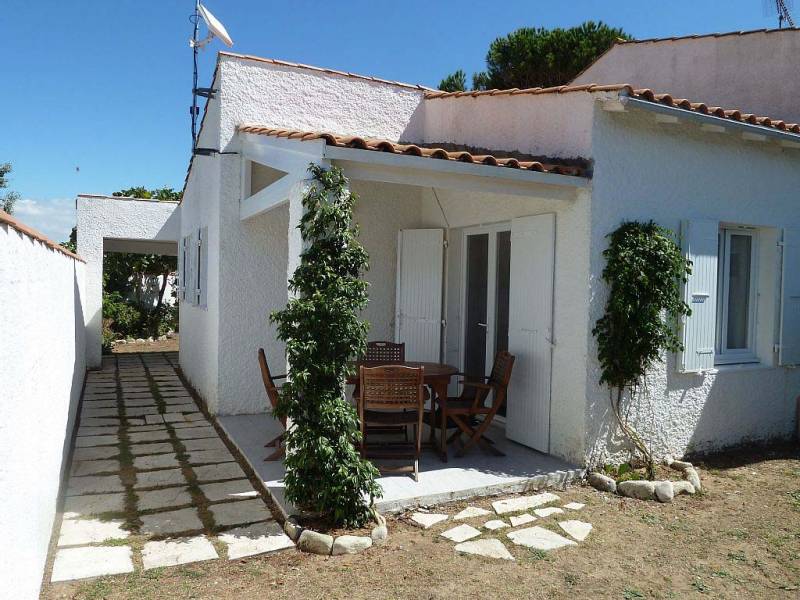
[77,48,800,468]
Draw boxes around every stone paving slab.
[163,412,186,423]
[137,487,194,511]
[199,479,259,503]
[219,522,294,559]
[163,395,194,404]
[127,406,161,417]
[129,430,172,443]
[182,437,226,452]
[440,524,481,543]
[51,546,134,582]
[563,502,585,511]
[509,514,537,527]
[75,435,120,448]
[77,426,119,437]
[172,420,209,429]
[67,475,125,496]
[82,408,120,418]
[492,492,561,515]
[63,493,127,518]
[133,453,181,471]
[144,414,165,425]
[83,400,118,409]
[130,442,174,456]
[128,424,168,433]
[134,468,188,489]
[58,518,129,546]
[123,398,158,407]
[558,520,592,541]
[534,507,565,518]
[139,507,204,536]
[73,446,119,461]
[484,519,509,531]
[142,536,218,570]
[209,499,273,528]
[185,412,207,422]
[192,462,247,483]
[454,506,491,520]
[186,449,235,465]
[174,426,217,440]
[507,526,576,551]
[71,459,120,476]
[410,512,449,529]
[455,538,515,561]
[80,418,125,427]
[167,403,200,413]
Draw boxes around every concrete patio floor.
[218,412,582,516]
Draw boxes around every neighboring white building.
[78,50,800,468]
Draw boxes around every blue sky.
[2,0,786,241]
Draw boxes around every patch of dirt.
[42,444,800,600]
[111,337,179,354]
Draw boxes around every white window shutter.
[178,237,186,301]
[395,229,444,362]
[186,233,197,306]
[779,228,800,365]
[199,226,209,307]
[678,219,719,372]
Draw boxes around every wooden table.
[347,361,459,462]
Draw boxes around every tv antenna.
[764,0,795,28]
[189,1,234,150]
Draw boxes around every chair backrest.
[488,351,516,403]
[257,348,282,413]
[364,341,405,364]
[359,365,423,410]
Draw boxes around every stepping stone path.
[49,352,293,583]
[410,493,594,562]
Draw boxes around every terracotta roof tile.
[237,125,588,177]
[425,85,800,135]
[0,209,84,262]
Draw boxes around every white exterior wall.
[586,105,800,464]
[76,196,180,368]
[573,30,800,124]
[0,223,86,600]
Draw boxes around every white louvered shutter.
[505,213,555,452]
[395,229,444,362]
[678,219,719,372]
[779,228,800,365]
[179,236,186,301]
[199,226,209,308]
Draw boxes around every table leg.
[433,380,448,463]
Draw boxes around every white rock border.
[587,457,701,503]
[283,510,387,556]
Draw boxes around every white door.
[395,229,444,362]
[505,214,555,452]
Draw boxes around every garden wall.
[0,211,87,599]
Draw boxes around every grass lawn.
[43,444,800,599]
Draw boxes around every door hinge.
[774,343,781,353]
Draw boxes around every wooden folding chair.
[358,365,425,481]
[436,351,515,458]
[353,341,408,438]
[258,348,287,461]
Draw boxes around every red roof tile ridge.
[1,209,85,262]
[218,51,434,91]
[425,83,632,99]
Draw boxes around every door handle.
[477,322,487,328]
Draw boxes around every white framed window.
[715,227,758,364]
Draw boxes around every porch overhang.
[239,132,590,221]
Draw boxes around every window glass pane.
[725,234,752,350]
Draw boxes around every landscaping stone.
[563,502,585,511]
[187,449,235,465]
[332,535,373,555]
[193,462,247,482]
[492,492,561,515]
[67,474,124,496]
[509,514,537,527]
[558,520,593,541]
[219,522,294,559]
[63,492,126,518]
[440,524,481,543]
[137,487,194,511]
[684,467,702,492]
[298,530,334,555]
[455,538,515,561]
[673,480,696,495]
[618,480,656,500]
[75,435,119,448]
[139,507,204,536]
[134,453,181,471]
[654,480,675,503]
[410,512,448,529]
[454,506,491,520]
[71,459,120,476]
[142,536,218,569]
[130,442,174,456]
[58,518,129,546]
[51,546,133,582]
[507,526,577,551]
[200,479,258,503]
[283,516,303,541]
[588,472,617,493]
[484,519,509,531]
[210,499,273,527]
[534,507,565,518]
[371,513,388,544]
[135,468,188,489]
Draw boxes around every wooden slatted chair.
[258,348,287,461]
[354,341,408,438]
[433,351,515,458]
[359,365,425,481]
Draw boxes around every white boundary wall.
[0,216,87,599]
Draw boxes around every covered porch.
[230,126,592,511]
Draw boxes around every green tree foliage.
[271,164,381,528]
[1,162,21,214]
[442,21,630,92]
[438,69,467,92]
[592,221,692,478]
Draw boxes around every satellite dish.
[197,3,234,47]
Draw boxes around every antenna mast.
[190,0,200,150]
[772,0,795,27]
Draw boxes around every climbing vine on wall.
[271,164,381,528]
[592,221,692,478]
